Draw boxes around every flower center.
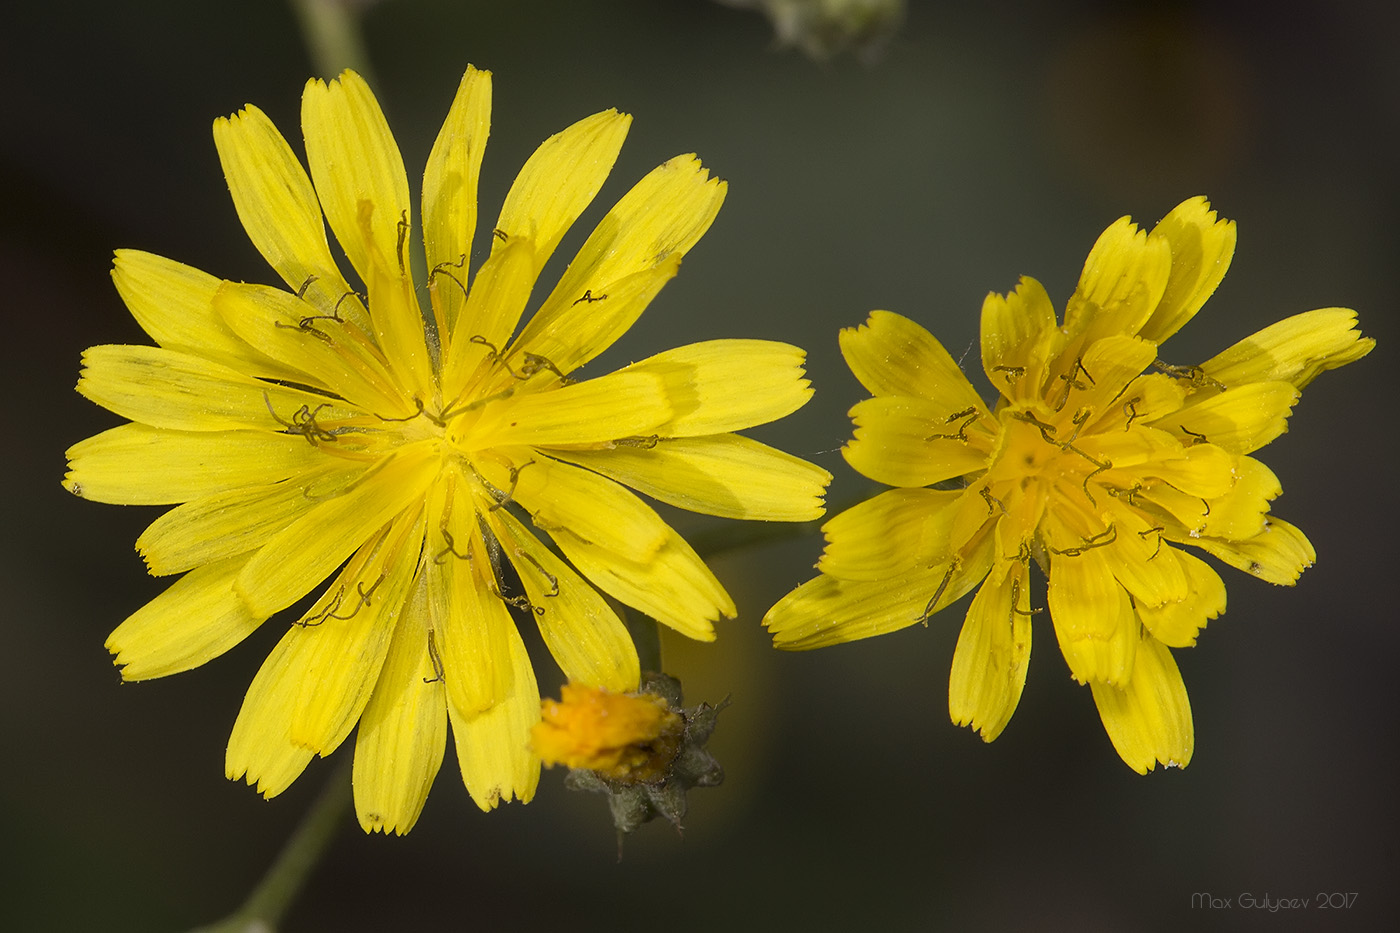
[994,407,1087,486]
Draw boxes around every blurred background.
[3,1,1397,929]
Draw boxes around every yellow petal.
[416,473,514,718]
[1088,373,1188,434]
[553,434,830,522]
[1063,214,1171,345]
[1141,485,1215,539]
[212,103,371,335]
[362,234,435,401]
[353,571,448,835]
[225,631,317,798]
[447,622,541,811]
[515,153,726,374]
[1134,441,1237,499]
[137,464,363,576]
[470,370,671,448]
[504,255,682,382]
[766,575,917,649]
[549,523,733,642]
[287,509,425,754]
[1098,499,1188,609]
[63,423,329,505]
[485,455,669,562]
[767,534,995,650]
[422,65,492,335]
[492,109,631,274]
[439,586,518,716]
[948,561,1032,742]
[1090,631,1194,772]
[1047,545,1136,686]
[1137,196,1236,344]
[990,482,1048,557]
[439,237,537,404]
[1200,307,1375,389]
[843,396,992,488]
[1137,549,1225,648]
[1167,381,1300,454]
[491,509,640,692]
[235,443,436,618]
[817,487,962,581]
[77,344,356,434]
[1189,516,1315,586]
[840,308,985,406]
[300,70,411,293]
[843,310,988,414]
[111,251,296,378]
[1080,423,1185,475]
[1067,334,1159,416]
[213,281,411,417]
[622,339,814,437]
[979,277,1063,403]
[1197,455,1280,540]
[106,555,263,680]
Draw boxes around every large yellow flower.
[765,197,1371,772]
[66,67,829,832]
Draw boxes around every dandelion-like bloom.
[765,197,1372,772]
[66,67,829,832]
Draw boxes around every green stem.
[288,0,375,82]
[189,754,353,933]
[626,612,663,674]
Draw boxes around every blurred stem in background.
[713,0,905,62]
[289,0,377,82]
[189,754,353,933]
[627,612,663,675]
[294,0,909,78]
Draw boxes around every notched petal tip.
[845,312,992,435]
[305,68,366,95]
[1201,307,1376,390]
[1090,632,1194,773]
[212,101,263,133]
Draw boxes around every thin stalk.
[289,0,375,83]
[189,753,353,933]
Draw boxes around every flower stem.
[288,0,375,83]
[626,611,663,674]
[189,753,353,933]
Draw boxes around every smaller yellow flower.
[534,684,683,782]
[765,197,1373,772]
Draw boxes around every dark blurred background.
[3,1,1397,930]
